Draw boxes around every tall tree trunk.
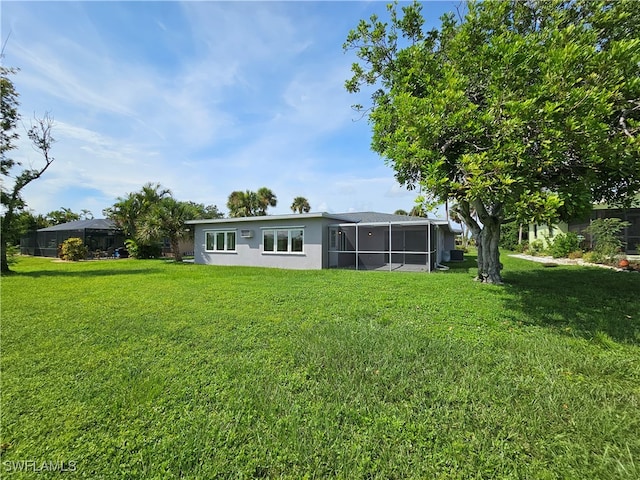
[478,217,502,284]
[1,239,9,273]
[473,199,503,284]
[170,236,182,263]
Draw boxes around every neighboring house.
[528,200,640,254]
[20,219,126,257]
[186,211,461,271]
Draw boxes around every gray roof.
[330,211,431,224]
[38,218,119,232]
[187,211,447,226]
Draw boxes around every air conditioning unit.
[240,229,254,238]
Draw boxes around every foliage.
[527,239,546,256]
[584,217,632,261]
[124,238,161,259]
[2,256,639,478]
[183,201,224,220]
[59,237,88,261]
[547,232,581,258]
[5,244,19,266]
[45,207,93,225]
[136,197,199,262]
[103,182,171,238]
[104,183,207,261]
[499,221,520,251]
[1,66,56,272]
[394,209,409,216]
[227,187,277,217]
[290,196,311,214]
[344,0,640,283]
[582,250,605,264]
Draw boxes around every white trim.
[259,225,306,230]
[204,229,237,253]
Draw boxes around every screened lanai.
[328,218,456,272]
[20,219,125,258]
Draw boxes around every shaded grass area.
[1,256,639,479]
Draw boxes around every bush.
[584,218,630,261]
[499,221,520,251]
[547,232,580,258]
[582,251,605,264]
[59,238,88,261]
[6,244,19,266]
[567,250,583,259]
[513,242,527,253]
[125,239,162,259]
[527,240,545,256]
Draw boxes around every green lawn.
[1,255,639,479]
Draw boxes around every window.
[263,228,304,253]
[205,230,236,252]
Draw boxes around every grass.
[1,254,639,479]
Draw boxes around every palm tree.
[256,187,277,215]
[104,182,172,238]
[136,197,197,262]
[291,196,311,214]
[227,188,277,217]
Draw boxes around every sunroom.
[328,219,456,272]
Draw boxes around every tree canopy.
[227,187,277,217]
[290,196,311,214]
[345,0,640,283]
[103,183,222,261]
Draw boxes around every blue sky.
[3,1,460,217]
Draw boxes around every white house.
[186,211,461,271]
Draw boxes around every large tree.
[136,197,200,263]
[1,67,56,273]
[345,0,640,283]
[103,182,171,238]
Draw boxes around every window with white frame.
[263,228,304,253]
[205,230,236,252]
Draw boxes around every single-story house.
[528,200,640,254]
[186,211,461,271]
[20,218,126,258]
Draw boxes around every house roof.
[38,218,119,232]
[186,212,350,225]
[186,211,461,232]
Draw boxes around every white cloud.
[3,1,435,219]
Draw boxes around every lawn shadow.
[9,265,163,278]
[441,254,477,274]
[501,263,640,345]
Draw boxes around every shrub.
[125,239,162,259]
[527,240,545,256]
[582,251,604,264]
[59,237,88,261]
[513,242,527,253]
[547,232,580,258]
[584,218,630,261]
[567,250,583,259]
[499,221,520,251]
[6,244,19,266]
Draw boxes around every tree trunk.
[477,217,502,284]
[170,236,182,263]
[1,240,9,274]
[1,207,17,274]
[473,199,503,284]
